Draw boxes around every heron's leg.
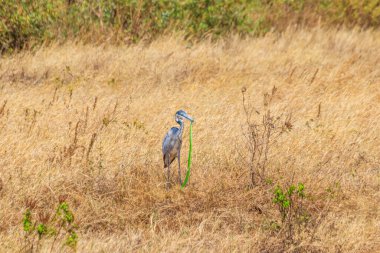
[166,154,170,190]
[178,150,182,185]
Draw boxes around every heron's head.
[175,110,194,123]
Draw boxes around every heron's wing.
[162,127,180,168]
[162,127,179,153]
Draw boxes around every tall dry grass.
[0,27,379,252]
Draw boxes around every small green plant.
[273,182,309,245]
[57,202,74,224]
[21,199,79,252]
[36,223,47,238]
[273,183,305,222]
[23,209,33,233]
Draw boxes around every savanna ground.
[0,28,379,252]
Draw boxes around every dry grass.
[0,27,379,252]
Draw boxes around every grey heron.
[162,110,194,189]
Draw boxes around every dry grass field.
[0,28,379,252]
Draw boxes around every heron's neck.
[176,119,184,138]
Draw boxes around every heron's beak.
[183,113,194,123]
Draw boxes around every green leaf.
[66,231,78,248]
[287,185,296,196]
[283,199,290,208]
[23,209,33,233]
[297,182,305,197]
[36,223,47,237]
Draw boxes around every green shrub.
[1,0,380,53]
[21,200,79,252]
[273,182,311,245]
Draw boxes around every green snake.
[181,121,193,189]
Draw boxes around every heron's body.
[162,126,183,168]
[162,110,193,189]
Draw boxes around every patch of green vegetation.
[1,0,380,53]
[272,182,312,244]
[21,200,79,252]
[273,183,305,221]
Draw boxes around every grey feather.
[162,127,182,168]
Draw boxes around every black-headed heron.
[162,110,194,189]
